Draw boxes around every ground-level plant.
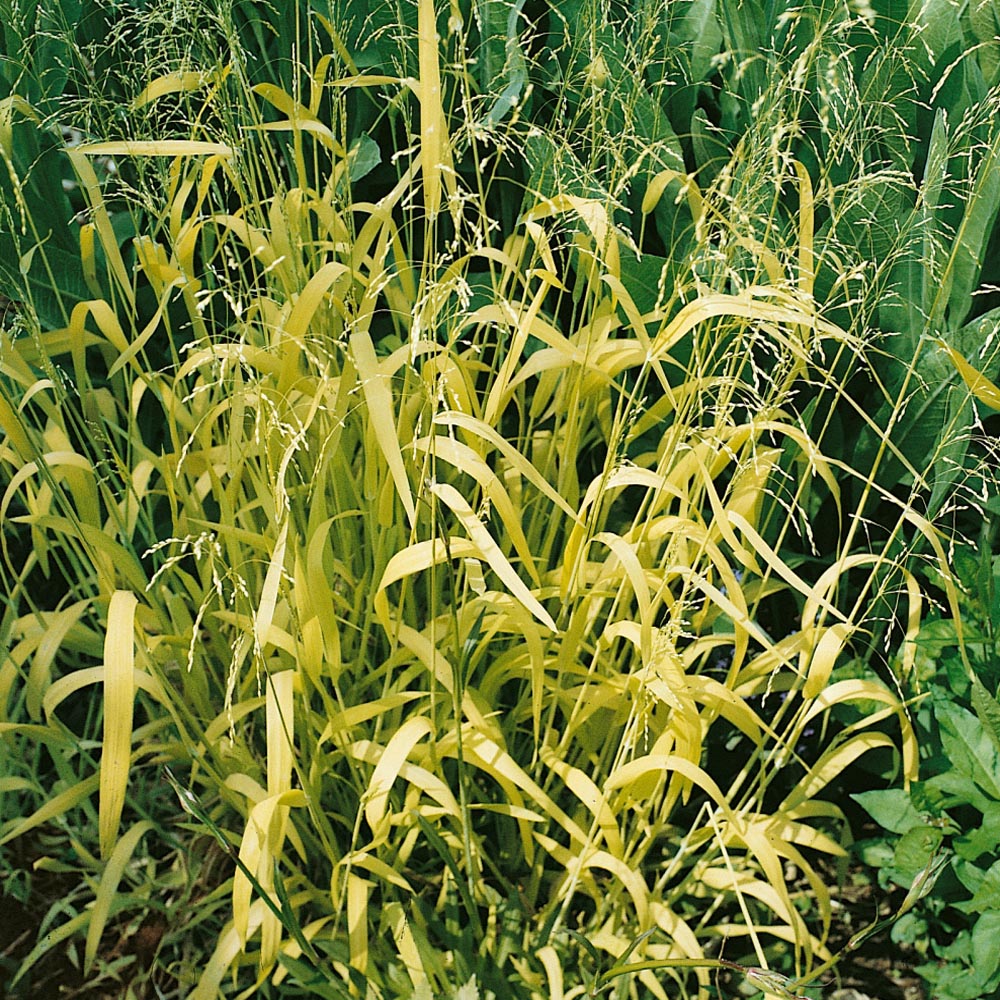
[852,523,1000,1000]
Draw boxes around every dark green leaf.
[969,0,1000,86]
[851,788,923,836]
[935,127,1000,332]
[973,912,1000,993]
[972,674,1000,758]
[954,803,1000,861]
[937,699,1000,800]
[679,0,723,85]
[927,767,992,816]
[277,953,353,999]
[477,0,529,128]
[960,856,1000,914]
[347,133,381,185]
[892,825,944,879]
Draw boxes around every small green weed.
[854,526,1000,1000]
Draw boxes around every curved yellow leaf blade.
[101,591,138,859]
[74,140,233,157]
[430,481,557,631]
[936,337,1000,410]
[86,820,155,970]
[364,716,434,832]
[350,329,416,527]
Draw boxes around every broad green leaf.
[477,0,529,127]
[927,383,976,519]
[893,825,945,879]
[851,788,923,836]
[964,857,1000,913]
[928,767,993,816]
[523,131,609,213]
[0,94,90,329]
[717,0,767,125]
[911,108,950,332]
[972,675,1000,758]
[347,132,381,183]
[972,911,1000,993]
[969,0,1000,84]
[936,699,1000,800]
[956,805,1000,867]
[678,0,723,84]
[910,0,964,75]
[855,315,994,519]
[936,126,1000,331]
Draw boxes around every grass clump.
[2,0,1000,997]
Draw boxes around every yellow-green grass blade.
[936,337,1000,410]
[132,67,231,109]
[233,789,308,949]
[412,433,542,587]
[43,665,169,721]
[14,515,147,593]
[0,387,33,461]
[255,521,289,657]
[63,151,135,307]
[782,732,898,813]
[798,678,920,786]
[73,140,233,157]
[363,714,434,835]
[346,738,462,819]
[374,536,480,648]
[100,590,138,858]
[384,901,432,994]
[535,832,651,928]
[434,410,582,522]
[414,0,455,220]
[85,819,155,970]
[429,481,557,631]
[7,911,90,992]
[192,895,308,1000]
[0,772,100,846]
[350,329,417,527]
[17,598,91,721]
